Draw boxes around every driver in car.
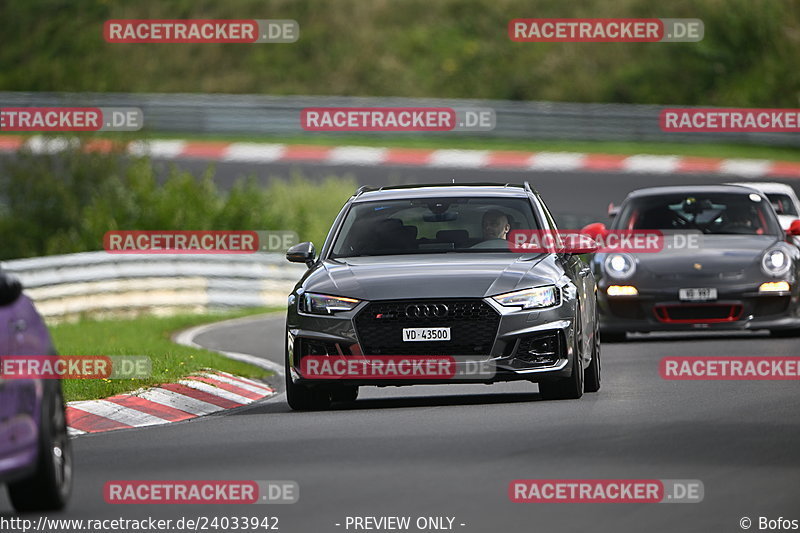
[482,210,511,240]
[722,204,759,233]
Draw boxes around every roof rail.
[354,185,377,197]
[523,181,534,194]
[352,183,532,197]
[370,182,524,191]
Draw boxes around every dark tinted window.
[614,192,782,235]
[331,197,540,257]
[765,193,799,216]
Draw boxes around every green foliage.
[0,0,798,106]
[0,140,356,260]
[51,308,278,401]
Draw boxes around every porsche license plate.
[402,327,450,342]
[679,288,717,301]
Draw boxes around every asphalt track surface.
[1,156,799,532]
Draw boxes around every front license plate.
[402,327,451,342]
[679,288,717,301]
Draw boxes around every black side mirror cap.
[0,274,23,306]
[286,242,316,267]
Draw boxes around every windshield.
[330,197,541,258]
[765,193,799,217]
[614,192,782,236]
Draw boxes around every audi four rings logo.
[405,303,449,318]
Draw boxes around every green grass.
[51,308,282,402]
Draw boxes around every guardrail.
[0,252,306,322]
[1,91,796,147]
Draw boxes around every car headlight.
[492,286,560,309]
[300,293,360,315]
[761,247,792,277]
[604,253,636,280]
[607,285,638,296]
[759,281,790,293]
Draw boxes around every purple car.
[0,273,72,512]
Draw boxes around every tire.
[600,330,626,343]
[584,319,601,393]
[285,373,332,411]
[8,382,73,512]
[539,354,583,400]
[330,386,359,403]
[285,353,332,411]
[539,308,584,401]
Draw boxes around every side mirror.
[0,274,22,306]
[786,219,800,237]
[286,242,316,267]
[608,203,620,219]
[569,241,599,255]
[566,223,606,254]
[581,222,608,240]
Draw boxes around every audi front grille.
[353,299,501,356]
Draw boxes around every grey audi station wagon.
[284,183,600,410]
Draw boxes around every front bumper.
[598,283,800,333]
[286,297,579,387]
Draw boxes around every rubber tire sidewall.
[285,349,332,411]
[539,306,585,400]
[8,381,72,512]
[584,312,602,393]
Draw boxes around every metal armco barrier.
[0,252,306,322]
[1,92,797,147]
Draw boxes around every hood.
[303,253,560,300]
[634,235,780,276]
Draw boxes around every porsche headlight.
[607,285,639,296]
[300,293,360,315]
[761,247,791,277]
[759,281,790,293]
[492,286,560,309]
[604,253,636,280]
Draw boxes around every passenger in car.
[364,219,418,253]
